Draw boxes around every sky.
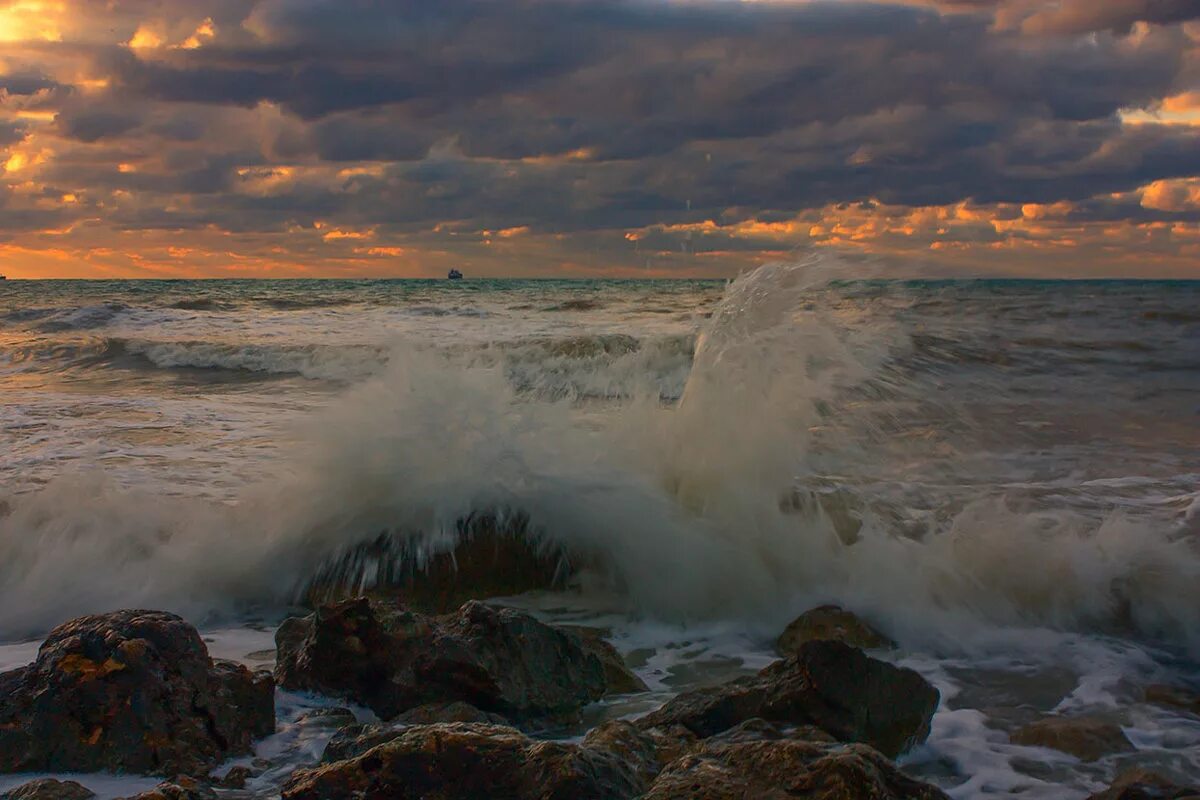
[0,0,1198,279]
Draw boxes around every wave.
[167,298,235,312]
[29,303,129,333]
[2,332,697,397]
[0,254,1197,654]
[543,298,604,312]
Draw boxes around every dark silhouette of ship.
[447,269,463,280]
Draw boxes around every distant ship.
[447,269,463,280]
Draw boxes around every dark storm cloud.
[0,71,63,97]
[0,120,27,147]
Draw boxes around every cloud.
[0,0,1197,276]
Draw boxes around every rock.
[323,704,505,763]
[283,722,646,800]
[582,720,670,785]
[1009,716,1135,761]
[1145,684,1200,715]
[296,707,359,729]
[777,605,895,654]
[0,610,275,776]
[1,779,96,800]
[300,513,569,612]
[559,626,649,694]
[638,640,939,758]
[275,598,608,721]
[1086,768,1200,799]
[217,766,253,790]
[643,740,950,800]
[116,778,217,800]
[396,700,510,725]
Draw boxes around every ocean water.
[0,255,1198,798]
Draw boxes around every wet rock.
[275,598,608,721]
[1009,716,1135,761]
[2,779,96,800]
[301,513,569,612]
[296,706,359,729]
[396,700,509,725]
[582,720,670,785]
[559,626,649,694]
[217,766,253,790]
[777,605,895,653]
[283,722,645,800]
[1085,768,1200,799]
[116,778,217,800]
[0,610,275,776]
[1144,684,1200,716]
[638,640,939,758]
[643,740,950,800]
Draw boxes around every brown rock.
[1086,768,1200,799]
[322,703,507,764]
[559,626,649,694]
[218,766,253,790]
[778,605,895,654]
[116,778,217,800]
[2,779,96,800]
[1009,716,1135,762]
[283,722,645,800]
[275,598,609,721]
[396,700,509,725]
[638,640,939,758]
[1144,685,1200,715]
[0,610,275,776]
[644,740,949,800]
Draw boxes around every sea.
[0,254,1198,798]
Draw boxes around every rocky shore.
[1,602,1196,800]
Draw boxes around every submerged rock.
[638,640,939,758]
[1085,768,1200,799]
[283,722,645,800]
[1144,684,1200,716]
[0,610,275,776]
[275,598,613,721]
[1,779,96,800]
[777,605,895,653]
[643,740,950,800]
[1009,716,1135,761]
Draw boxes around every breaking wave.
[0,255,1197,655]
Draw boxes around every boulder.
[300,513,569,611]
[282,722,645,800]
[637,640,939,758]
[1009,716,1135,762]
[275,598,609,721]
[116,779,217,800]
[559,626,648,694]
[323,704,508,764]
[1085,768,1200,799]
[0,610,275,776]
[643,741,950,800]
[1144,685,1200,716]
[1,780,96,800]
[777,606,895,654]
[396,701,510,726]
